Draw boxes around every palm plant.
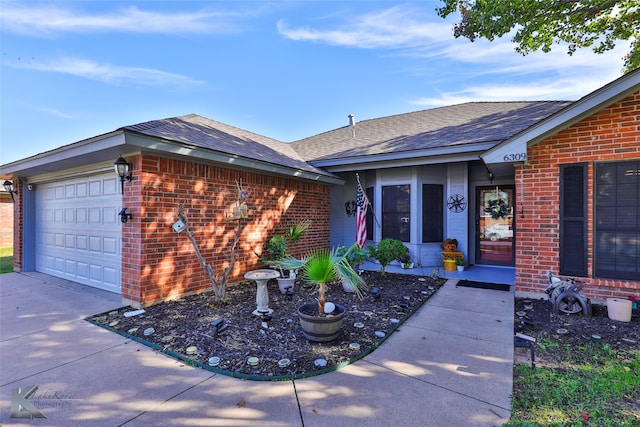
[284,219,311,243]
[281,244,365,314]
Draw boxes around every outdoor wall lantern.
[3,180,16,202]
[114,156,132,194]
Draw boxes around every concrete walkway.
[1,271,514,426]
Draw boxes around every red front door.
[476,186,515,265]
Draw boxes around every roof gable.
[121,114,333,178]
[482,69,640,166]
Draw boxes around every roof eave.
[308,143,497,172]
[482,70,640,166]
[124,132,343,185]
[0,131,127,178]
[0,128,343,185]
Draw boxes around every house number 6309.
[503,153,527,161]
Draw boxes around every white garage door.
[35,173,122,293]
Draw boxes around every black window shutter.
[422,184,443,243]
[559,164,587,276]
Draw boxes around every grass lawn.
[507,338,640,426]
[0,247,13,274]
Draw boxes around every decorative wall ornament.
[344,200,356,217]
[447,194,467,213]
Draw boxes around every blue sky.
[0,1,631,164]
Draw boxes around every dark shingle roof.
[121,114,332,177]
[291,101,572,162]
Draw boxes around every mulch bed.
[87,271,446,380]
[514,297,639,350]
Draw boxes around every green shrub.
[263,235,289,266]
[336,244,369,268]
[367,238,406,274]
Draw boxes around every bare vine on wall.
[175,179,249,305]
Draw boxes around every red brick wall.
[0,197,14,248]
[516,91,640,302]
[11,180,22,271]
[122,154,330,306]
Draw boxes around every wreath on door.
[484,198,510,219]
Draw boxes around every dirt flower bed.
[514,297,639,354]
[87,271,445,379]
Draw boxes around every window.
[366,187,374,241]
[595,161,640,280]
[422,184,443,242]
[559,164,587,276]
[382,184,410,242]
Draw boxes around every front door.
[476,186,515,265]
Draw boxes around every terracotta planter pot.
[297,303,345,342]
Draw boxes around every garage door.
[35,173,122,293]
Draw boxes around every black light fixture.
[118,207,133,223]
[3,180,16,202]
[114,156,132,194]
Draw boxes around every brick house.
[1,116,340,307]
[2,70,638,306]
[482,69,640,301]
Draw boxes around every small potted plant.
[280,245,365,342]
[397,246,414,269]
[456,258,465,271]
[262,221,311,294]
[263,235,295,294]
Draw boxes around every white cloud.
[276,3,630,106]
[34,106,73,119]
[0,3,237,36]
[10,56,203,87]
[410,66,624,107]
[277,5,449,49]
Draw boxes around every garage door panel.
[65,260,75,275]
[77,262,88,279]
[103,267,118,286]
[54,257,64,273]
[77,235,88,250]
[89,208,101,224]
[76,183,87,197]
[104,237,118,255]
[35,173,122,294]
[106,178,118,195]
[104,207,118,224]
[76,208,87,223]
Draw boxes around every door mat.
[456,280,511,292]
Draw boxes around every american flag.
[355,181,368,248]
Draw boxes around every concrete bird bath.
[244,269,280,316]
